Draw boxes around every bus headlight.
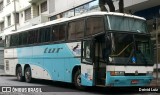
[110,71,125,76]
[146,71,153,76]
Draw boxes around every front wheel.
[25,67,32,83]
[74,70,85,90]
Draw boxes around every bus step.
[96,85,106,87]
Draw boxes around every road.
[0,76,159,95]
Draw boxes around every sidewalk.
[153,72,160,79]
[150,79,160,86]
[0,69,5,76]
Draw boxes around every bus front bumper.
[106,73,153,87]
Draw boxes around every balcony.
[28,0,40,3]
[30,14,48,26]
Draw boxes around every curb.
[0,73,14,76]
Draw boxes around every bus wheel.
[16,66,24,81]
[74,70,85,90]
[25,67,32,83]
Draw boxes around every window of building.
[49,0,100,21]
[37,5,39,16]
[15,13,19,24]
[86,17,104,36]
[68,19,84,40]
[41,1,47,13]
[75,4,89,16]
[25,8,31,21]
[7,15,11,26]
[51,25,59,41]
[0,22,4,31]
[62,9,74,18]
[0,2,3,11]
[7,0,10,4]
[88,0,99,11]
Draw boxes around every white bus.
[4,12,154,89]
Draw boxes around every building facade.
[0,0,159,66]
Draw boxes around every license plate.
[131,80,138,84]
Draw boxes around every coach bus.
[4,12,154,88]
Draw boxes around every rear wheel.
[74,70,85,90]
[25,67,32,83]
[16,66,24,81]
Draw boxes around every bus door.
[81,39,95,86]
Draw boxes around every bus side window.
[44,27,51,42]
[19,33,22,45]
[39,28,45,43]
[28,31,34,44]
[68,19,84,40]
[68,22,76,40]
[33,30,38,44]
[59,24,66,40]
[10,34,19,46]
[75,20,84,38]
[51,25,59,42]
[5,35,10,48]
[22,32,28,45]
[86,17,104,36]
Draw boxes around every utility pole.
[155,18,159,86]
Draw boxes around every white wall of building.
[0,0,160,37]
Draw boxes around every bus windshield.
[109,33,153,65]
[107,15,148,33]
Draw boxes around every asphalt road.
[0,76,159,95]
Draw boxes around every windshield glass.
[107,15,148,33]
[109,33,153,65]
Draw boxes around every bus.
[4,12,154,88]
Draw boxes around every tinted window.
[19,32,28,45]
[10,34,19,46]
[59,24,66,40]
[19,33,23,45]
[33,30,38,43]
[28,30,39,44]
[39,27,51,43]
[28,31,34,44]
[51,25,59,41]
[68,20,84,40]
[86,17,104,36]
[68,22,76,40]
[5,35,10,48]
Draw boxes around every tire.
[74,69,85,90]
[16,66,24,82]
[24,67,32,83]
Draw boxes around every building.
[0,0,159,67]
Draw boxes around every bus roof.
[6,12,146,35]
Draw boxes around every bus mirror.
[0,37,2,41]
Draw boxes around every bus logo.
[44,48,63,53]
[135,70,138,75]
